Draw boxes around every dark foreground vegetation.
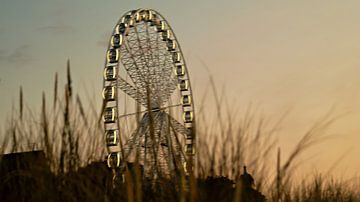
[0,151,266,202]
[1,62,359,201]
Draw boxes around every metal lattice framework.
[102,9,196,178]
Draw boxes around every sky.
[0,0,360,179]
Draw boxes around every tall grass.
[0,61,359,201]
[1,60,105,173]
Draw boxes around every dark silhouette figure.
[237,166,266,202]
[239,166,255,188]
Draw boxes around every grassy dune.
[0,62,359,202]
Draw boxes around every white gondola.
[172,52,181,63]
[111,34,123,48]
[161,30,171,41]
[104,107,116,123]
[143,10,154,22]
[139,10,147,20]
[121,15,134,27]
[107,152,121,168]
[150,12,157,22]
[128,19,135,27]
[186,138,193,145]
[156,21,166,32]
[183,111,193,123]
[178,79,188,91]
[102,86,116,101]
[135,12,142,22]
[114,24,120,34]
[150,17,161,27]
[175,65,185,76]
[121,14,131,24]
[183,162,188,174]
[115,23,128,35]
[130,10,137,15]
[186,129,193,140]
[103,66,117,81]
[106,130,119,146]
[167,39,177,51]
[185,144,195,155]
[181,95,192,106]
[107,49,119,63]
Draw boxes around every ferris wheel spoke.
[146,24,177,105]
[133,23,157,88]
[122,56,161,107]
[143,21,166,105]
[123,125,142,160]
[166,112,191,136]
[142,112,164,174]
[121,51,149,99]
[131,22,164,107]
[119,64,177,108]
[152,112,181,173]
[154,45,178,105]
[124,112,163,159]
[121,43,148,87]
[117,75,148,107]
[168,120,188,163]
[158,78,178,107]
[122,34,157,99]
[118,103,182,119]
[135,21,177,107]
[156,52,176,100]
[162,115,184,171]
[124,112,156,161]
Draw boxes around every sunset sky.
[1,0,360,179]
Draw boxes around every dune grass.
[0,61,359,201]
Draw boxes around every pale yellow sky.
[0,0,359,178]
[193,1,360,178]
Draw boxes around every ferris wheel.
[102,9,196,178]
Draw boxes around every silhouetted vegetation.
[0,61,359,201]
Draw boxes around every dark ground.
[0,151,265,202]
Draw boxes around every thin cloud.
[37,23,75,35]
[0,45,34,65]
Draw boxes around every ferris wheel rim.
[102,8,196,175]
